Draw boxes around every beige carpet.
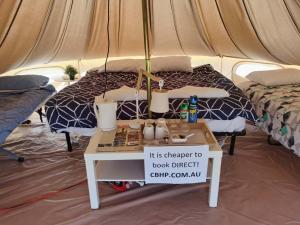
[0,115,300,225]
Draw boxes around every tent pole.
[142,0,152,118]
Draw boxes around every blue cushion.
[0,75,49,91]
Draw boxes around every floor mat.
[0,115,300,225]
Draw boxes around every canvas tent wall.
[0,0,300,74]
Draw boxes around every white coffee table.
[84,119,223,209]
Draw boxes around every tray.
[96,119,217,152]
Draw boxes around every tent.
[1,0,300,74]
[1,1,300,225]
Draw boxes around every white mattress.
[56,116,245,136]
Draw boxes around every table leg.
[209,156,222,207]
[85,159,100,209]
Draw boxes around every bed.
[45,64,257,153]
[0,75,56,161]
[244,82,300,156]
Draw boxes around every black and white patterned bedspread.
[45,65,257,132]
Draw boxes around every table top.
[85,119,222,158]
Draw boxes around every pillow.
[246,68,300,86]
[151,56,193,72]
[236,81,253,91]
[98,59,144,73]
[101,86,147,101]
[0,75,49,90]
[168,86,229,98]
[97,56,193,73]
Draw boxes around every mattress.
[0,85,56,144]
[245,82,300,156]
[45,65,257,134]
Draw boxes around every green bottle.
[180,102,189,121]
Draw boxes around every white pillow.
[151,56,192,72]
[246,68,300,86]
[97,56,192,73]
[236,81,253,91]
[168,86,229,99]
[97,59,144,73]
[101,86,147,101]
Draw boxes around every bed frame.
[64,129,246,155]
[213,130,246,155]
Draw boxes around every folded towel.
[168,86,229,98]
[101,86,147,101]
[102,85,229,101]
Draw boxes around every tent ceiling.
[0,0,300,73]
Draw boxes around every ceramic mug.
[155,124,169,139]
[143,124,154,140]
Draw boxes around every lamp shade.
[150,89,169,113]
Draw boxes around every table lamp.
[130,69,169,129]
[150,88,169,113]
